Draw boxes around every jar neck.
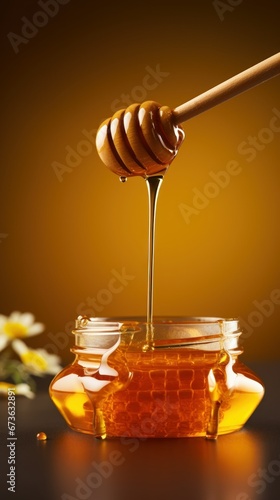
[71,316,243,354]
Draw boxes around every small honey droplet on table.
[36,432,47,441]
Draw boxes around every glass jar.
[49,316,264,439]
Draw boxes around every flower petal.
[18,312,35,327]
[0,314,8,326]
[28,322,45,336]
[35,349,62,373]
[0,382,35,399]
[0,335,8,351]
[0,382,11,394]
[37,349,61,364]
[12,339,28,356]
[9,311,21,322]
[15,384,35,399]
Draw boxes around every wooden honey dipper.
[96,53,280,178]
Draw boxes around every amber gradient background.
[1,0,279,364]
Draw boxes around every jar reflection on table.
[49,428,266,500]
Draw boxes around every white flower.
[0,311,44,352]
[0,382,35,399]
[12,339,62,376]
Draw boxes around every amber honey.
[102,352,264,438]
[49,318,264,439]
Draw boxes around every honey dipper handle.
[173,52,280,124]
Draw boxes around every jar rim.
[74,316,239,330]
[75,315,238,324]
[72,316,241,351]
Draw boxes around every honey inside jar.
[49,318,264,438]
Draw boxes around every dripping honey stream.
[144,175,163,349]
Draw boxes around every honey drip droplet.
[36,432,47,441]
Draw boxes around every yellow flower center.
[21,351,48,372]
[0,382,11,392]
[4,322,28,339]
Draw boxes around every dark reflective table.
[1,362,280,500]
